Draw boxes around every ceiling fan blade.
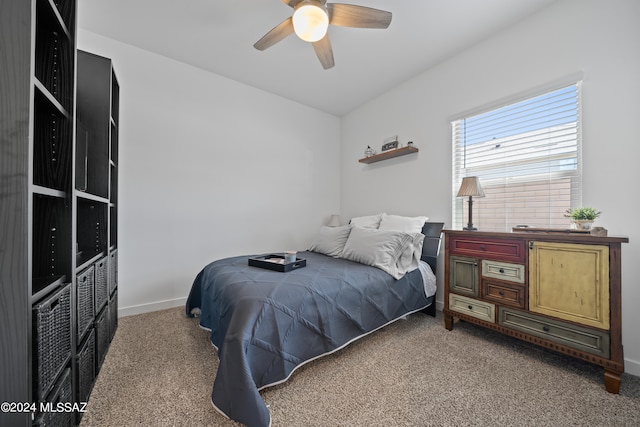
[281,0,326,6]
[327,4,392,28]
[253,17,294,51]
[312,33,335,69]
[280,0,303,7]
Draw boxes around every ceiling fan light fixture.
[292,1,329,42]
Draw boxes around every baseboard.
[119,297,186,317]
[625,358,640,377]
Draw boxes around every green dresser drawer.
[449,293,495,323]
[449,256,479,297]
[498,307,610,358]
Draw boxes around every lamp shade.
[293,1,329,42]
[327,214,341,227]
[456,176,485,198]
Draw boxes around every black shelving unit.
[1,0,77,425]
[1,2,119,425]
[30,1,77,420]
[74,50,120,424]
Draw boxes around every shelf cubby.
[76,51,115,199]
[74,119,109,198]
[32,194,71,296]
[75,120,88,192]
[35,0,74,113]
[33,89,72,192]
[76,198,108,268]
[109,204,118,247]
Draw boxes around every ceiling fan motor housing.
[292,0,329,42]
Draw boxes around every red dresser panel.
[449,236,526,262]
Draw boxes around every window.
[452,83,582,232]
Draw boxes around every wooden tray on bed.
[248,254,307,272]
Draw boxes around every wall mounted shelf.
[358,146,418,164]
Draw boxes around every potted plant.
[564,207,601,230]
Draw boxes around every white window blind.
[452,83,582,232]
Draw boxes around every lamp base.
[464,196,478,231]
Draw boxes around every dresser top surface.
[443,229,629,244]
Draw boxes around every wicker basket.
[95,308,109,372]
[94,256,108,313]
[33,284,71,401]
[109,290,118,341]
[33,367,73,427]
[76,265,94,341]
[109,249,117,295]
[77,329,95,403]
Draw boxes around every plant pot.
[571,219,594,230]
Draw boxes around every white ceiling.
[78,0,558,116]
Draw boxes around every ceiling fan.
[253,0,392,69]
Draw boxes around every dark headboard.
[420,222,444,274]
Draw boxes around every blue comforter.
[186,250,432,427]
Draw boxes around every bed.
[186,218,444,427]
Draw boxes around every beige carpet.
[80,307,640,426]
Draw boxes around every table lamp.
[327,214,341,227]
[457,176,485,231]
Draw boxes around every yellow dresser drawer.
[449,293,495,323]
[481,260,525,283]
[499,307,610,358]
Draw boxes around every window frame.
[451,81,583,232]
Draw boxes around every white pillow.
[349,213,385,229]
[378,214,429,234]
[342,226,424,279]
[395,232,425,278]
[309,225,352,258]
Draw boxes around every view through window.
[452,83,582,232]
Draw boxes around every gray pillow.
[349,213,385,228]
[309,225,352,258]
[341,226,424,279]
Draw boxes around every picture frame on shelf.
[381,140,398,151]
[382,135,398,151]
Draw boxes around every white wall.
[79,0,640,375]
[78,31,341,316]
[340,0,640,375]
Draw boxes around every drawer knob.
[499,268,505,273]
[542,325,550,332]
[480,245,486,250]
[498,291,505,296]
[468,305,473,310]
